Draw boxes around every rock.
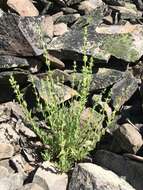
[16,120,37,138]
[0,70,29,84]
[80,107,103,129]
[52,11,63,23]
[40,16,53,39]
[64,0,83,6]
[0,159,15,174]
[0,166,9,177]
[70,68,123,91]
[94,150,143,190]
[103,0,125,6]
[0,56,29,69]
[54,13,80,26]
[0,144,14,159]
[47,53,65,69]
[61,7,78,14]
[78,0,104,14]
[54,23,68,36]
[113,123,143,153]
[7,0,39,16]
[0,172,24,190]
[71,7,104,29]
[110,3,142,21]
[33,76,78,104]
[0,12,51,56]
[135,0,143,10]
[10,154,28,173]
[47,24,143,62]
[21,183,44,190]
[111,71,138,109]
[33,161,68,190]
[68,163,135,190]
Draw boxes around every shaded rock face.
[0,0,143,190]
[69,163,135,190]
[47,24,143,62]
[0,12,51,56]
[94,150,143,190]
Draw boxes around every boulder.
[0,12,52,56]
[94,150,143,190]
[68,163,135,190]
[33,161,68,190]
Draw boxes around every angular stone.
[110,3,142,20]
[7,0,39,16]
[0,12,51,56]
[47,24,143,62]
[0,70,29,84]
[69,163,135,190]
[71,7,104,29]
[0,166,9,178]
[94,150,143,190]
[33,161,68,190]
[114,123,143,153]
[54,23,68,36]
[70,68,123,91]
[55,14,80,26]
[64,0,83,6]
[111,71,138,109]
[40,16,53,39]
[0,144,14,159]
[21,183,44,190]
[103,0,125,6]
[78,0,104,14]
[33,75,78,104]
[47,53,65,69]
[0,56,29,69]
[0,172,24,190]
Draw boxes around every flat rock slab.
[47,24,143,62]
[0,144,14,159]
[33,75,78,104]
[113,123,143,153]
[68,163,135,190]
[33,161,68,190]
[70,68,123,91]
[0,172,24,190]
[0,56,29,69]
[0,11,51,56]
[111,71,138,109]
[94,150,143,190]
[7,0,39,16]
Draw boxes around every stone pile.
[0,0,143,189]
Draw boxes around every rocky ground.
[0,0,143,189]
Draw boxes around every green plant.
[10,27,114,172]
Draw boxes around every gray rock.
[0,166,9,178]
[47,24,143,62]
[78,0,104,14]
[0,12,51,56]
[68,163,135,190]
[54,13,80,26]
[113,123,143,153]
[21,183,44,190]
[33,75,78,104]
[70,68,123,91]
[110,3,142,21]
[0,56,29,69]
[0,143,14,159]
[33,161,68,190]
[94,150,143,190]
[0,172,24,190]
[111,71,138,109]
[64,0,83,6]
